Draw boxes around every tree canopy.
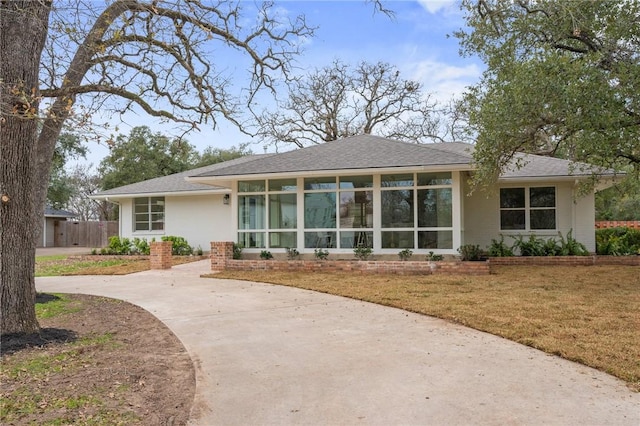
[456,0,640,189]
[99,126,199,190]
[47,132,87,209]
[1,0,314,334]
[255,60,443,148]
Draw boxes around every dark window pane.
[238,195,266,230]
[500,210,525,230]
[381,231,414,249]
[340,231,373,249]
[381,173,414,187]
[269,178,297,192]
[381,190,414,227]
[304,177,336,190]
[417,188,452,227]
[531,209,556,229]
[418,231,453,249]
[304,193,336,228]
[304,232,336,248]
[500,188,525,208]
[417,172,452,186]
[237,232,265,248]
[339,191,373,228]
[530,187,555,207]
[238,180,266,192]
[269,194,297,229]
[269,232,297,248]
[339,175,373,189]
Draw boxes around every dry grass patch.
[209,265,640,391]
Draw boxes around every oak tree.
[255,60,442,148]
[455,0,640,189]
[0,0,313,334]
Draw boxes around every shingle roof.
[501,153,603,179]
[95,135,615,198]
[94,155,271,197]
[44,207,76,217]
[191,135,473,178]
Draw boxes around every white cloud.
[416,0,458,14]
[407,59,481,102]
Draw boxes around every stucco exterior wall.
[462,179,596,252]
[118,193,233,251]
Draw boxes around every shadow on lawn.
[1,293,77,356]
[1,328,78,356]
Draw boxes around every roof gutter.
[90,188,231,200]
[185,164,474,184]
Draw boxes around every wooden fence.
[54,221,118,248]
[595,221,640,229]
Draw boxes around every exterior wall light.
[223,194,230,205]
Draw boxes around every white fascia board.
[89,188,230,200]
[185,164,474,184]
[497,175,593,183]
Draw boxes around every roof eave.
[90,187,230,200]
[186,163,474,183]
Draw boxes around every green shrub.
[232,243,244,259]
[285,247,300,260]
[314,248,329,260]
[487,235,514,257]
[558,229,589,256]
[457,244,483,261]
[107,236,132,255]
[260,250,273,260]
[511,235,547,256]
[596,227,640,255]
[132,238,150,255]
[426,251,443,261]
[398,249,413,261]
[161,236,193,255]
[353,245,373,260]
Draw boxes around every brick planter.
[210,241,489,275]
[489,255,640,267]
[150,241,173,270]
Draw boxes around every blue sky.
[83,0,483,165]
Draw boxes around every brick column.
[210,241,234,271]
[150,241,173,269]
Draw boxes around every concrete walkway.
[36,261,639,425]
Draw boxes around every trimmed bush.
[161,236,193,255]
[596,227,640,255]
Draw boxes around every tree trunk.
[1,1,52,335]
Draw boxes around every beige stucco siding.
[463,180,596,252]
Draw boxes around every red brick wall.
[595,221,640,229]
[489,256,639,267]
[209,241,489,275]
[220,259,489,275]
[150,241,172,269]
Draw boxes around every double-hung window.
[134,197,165,231]
[500,187,556,230]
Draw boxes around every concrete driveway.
[36,261,639,425]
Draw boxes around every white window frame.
[499,186,557,232]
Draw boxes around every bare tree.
[65,165,112,222]
[255,60,443,148]
[1,0,314,334]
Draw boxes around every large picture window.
[238,179,297,248]
[134,197,165,231]
[380,172,453,249]
[500,187,556,230]
[303,176,374,249]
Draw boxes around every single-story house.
[38,207,77,247]
[91,135,614,254]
